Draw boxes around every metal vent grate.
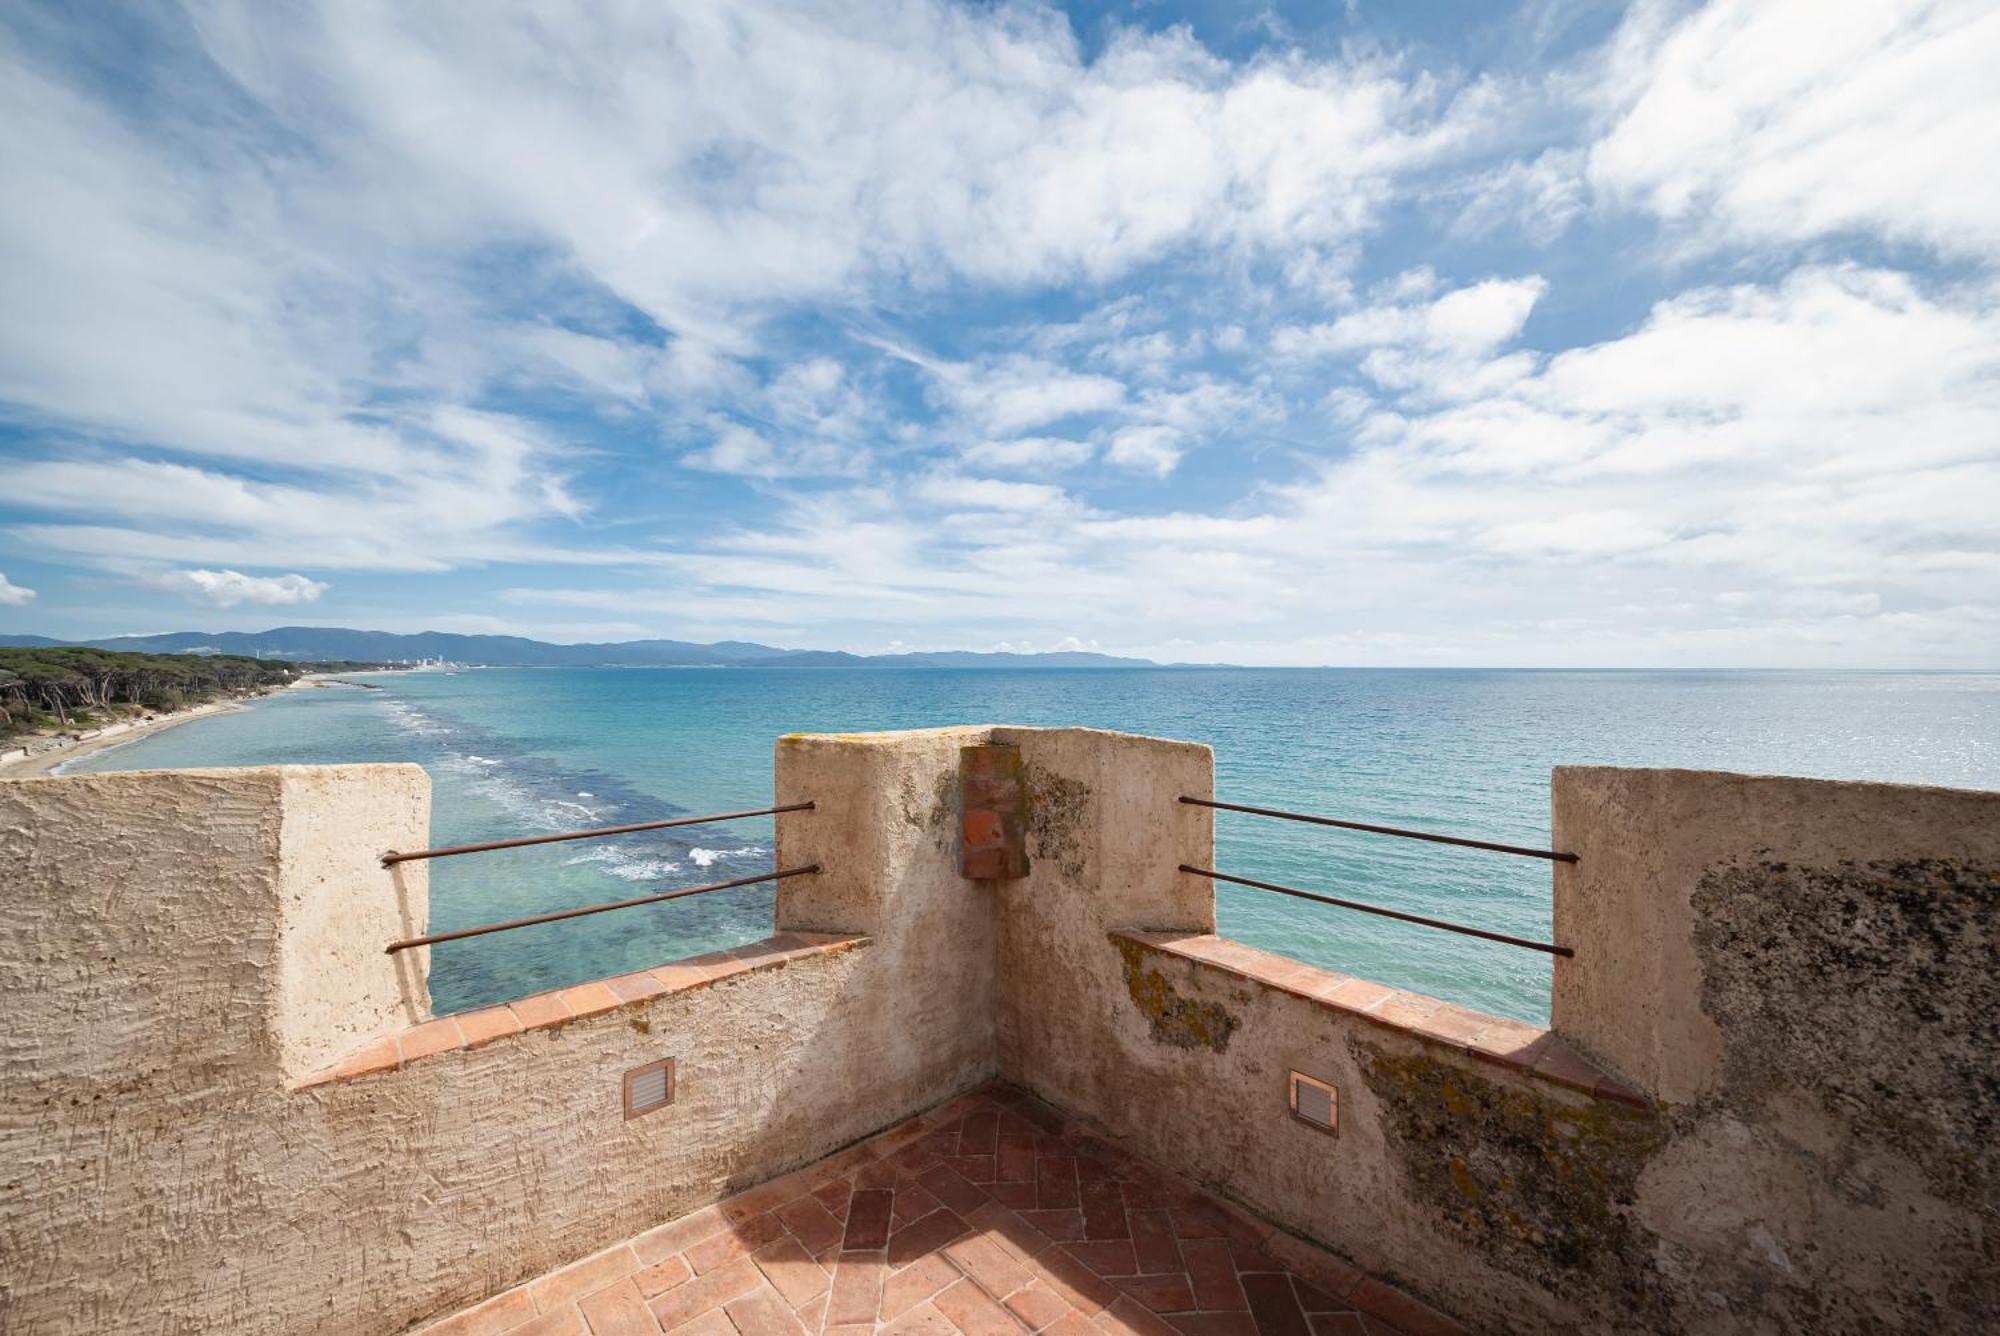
[1289,1070,1337,1134]
[624,1058,675,1120]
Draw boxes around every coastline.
[0,700,248,777]
[0,674,353,778]
[0,674,389,779]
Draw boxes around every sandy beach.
[0,674,384,777]
[0,700,248,777]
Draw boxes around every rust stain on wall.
[1355,1040,1669,1316]
[1115,937,1238,1052]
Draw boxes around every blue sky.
[1,1,1995,665]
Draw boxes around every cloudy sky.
[0,0,1995,666]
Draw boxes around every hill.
[0,627,1164,669]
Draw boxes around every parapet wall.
[0,748,993,1335]
[1,736,1993,1335]
[990,746,1997,1334]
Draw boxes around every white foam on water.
[565,844,683,881]
[380,698,451,738]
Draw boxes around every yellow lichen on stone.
[1114,936,1238,1053]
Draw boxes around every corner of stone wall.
[988,726,1216,1103]
[771,725,1005,1090]
[273,763,431,1082]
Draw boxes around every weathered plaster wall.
[0,755,996,1335]
[1555,767,2000,1334]
[274,765,431,1077]
[990,748,1998,1334]
[773,725,999,1092]
[990,726,1214,1107]
[1100,936,1674,1329]
[3,743,1993,1336]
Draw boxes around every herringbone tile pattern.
[419,1083,1465,1336]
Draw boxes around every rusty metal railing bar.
[1179,864,1573,958]
[381,802,815,866]
[1179,796,1577,864]
[384,864,821,954]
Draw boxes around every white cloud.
[913,476,1074,514]
[0,409,593,572]
[0,26,594,574]
[145,569,329,608]
[0,0,1487,614]
[937,357,1127,436]
[529,264,2000,666]
[1449,149,1587,243]
[184,3,1481,326]
[1274,276,1548,358]
[682,424,781,477]
[1590,0,2000,259]
[1105,427,1184,477]
[0,572,34,607]
[960,437,1097,472]
[3,2,1995,666]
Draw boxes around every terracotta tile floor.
[419,1083,1466,1336]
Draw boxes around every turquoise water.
[66,668,2000,1023]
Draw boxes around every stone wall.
[1551,768,2000,1333]
[996,749,1998,1334]
[0,751,995,1335]
[2,738,1993,1335]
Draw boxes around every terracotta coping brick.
[295,933,870,1089]
[323,1035,400,1083]
[1351,1275,1471,1336]
[398,1017,466,1064]
[557,981,622,1019]
[509,990,573,1031]
[455,1005,523,1049]
[1112,929,1651,1111]
[603,969,670,1004]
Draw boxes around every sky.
[0,0,1996,667]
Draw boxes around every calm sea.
[63,667,2000,1023]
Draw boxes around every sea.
[61,667,2000,1024]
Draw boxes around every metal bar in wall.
[383,865,821,954]
[381,802,815,866]
[1179,863,1574,958]
[1179,796,1577,863]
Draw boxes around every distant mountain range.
[0,626,1174,669]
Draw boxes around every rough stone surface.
[4,743,1995,1336]
[0,755,997,1336]
[275,764,432,1076]
[1553,766,2000,1105]
[1113,935,1237,1052]
[1692,856,1996,1213]
[1355,1041,1669,1318]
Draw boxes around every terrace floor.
[417,1082,1465,1336]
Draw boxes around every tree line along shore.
[0,647,399,747]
